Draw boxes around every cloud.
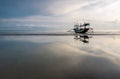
[0,15,73,29]
[0,0,120,30]
[46,0,88,15]
[0,0,120,19]
[0,0,53,18]
[0,0,120,20]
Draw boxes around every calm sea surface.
[0,35,120,79]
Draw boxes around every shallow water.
[0,35,120,79]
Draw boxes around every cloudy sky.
[0,0,120,30]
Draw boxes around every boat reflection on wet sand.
[74,34,92,43]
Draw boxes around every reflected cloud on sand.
[0,35,120,79]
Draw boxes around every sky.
[0,0,120,30]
